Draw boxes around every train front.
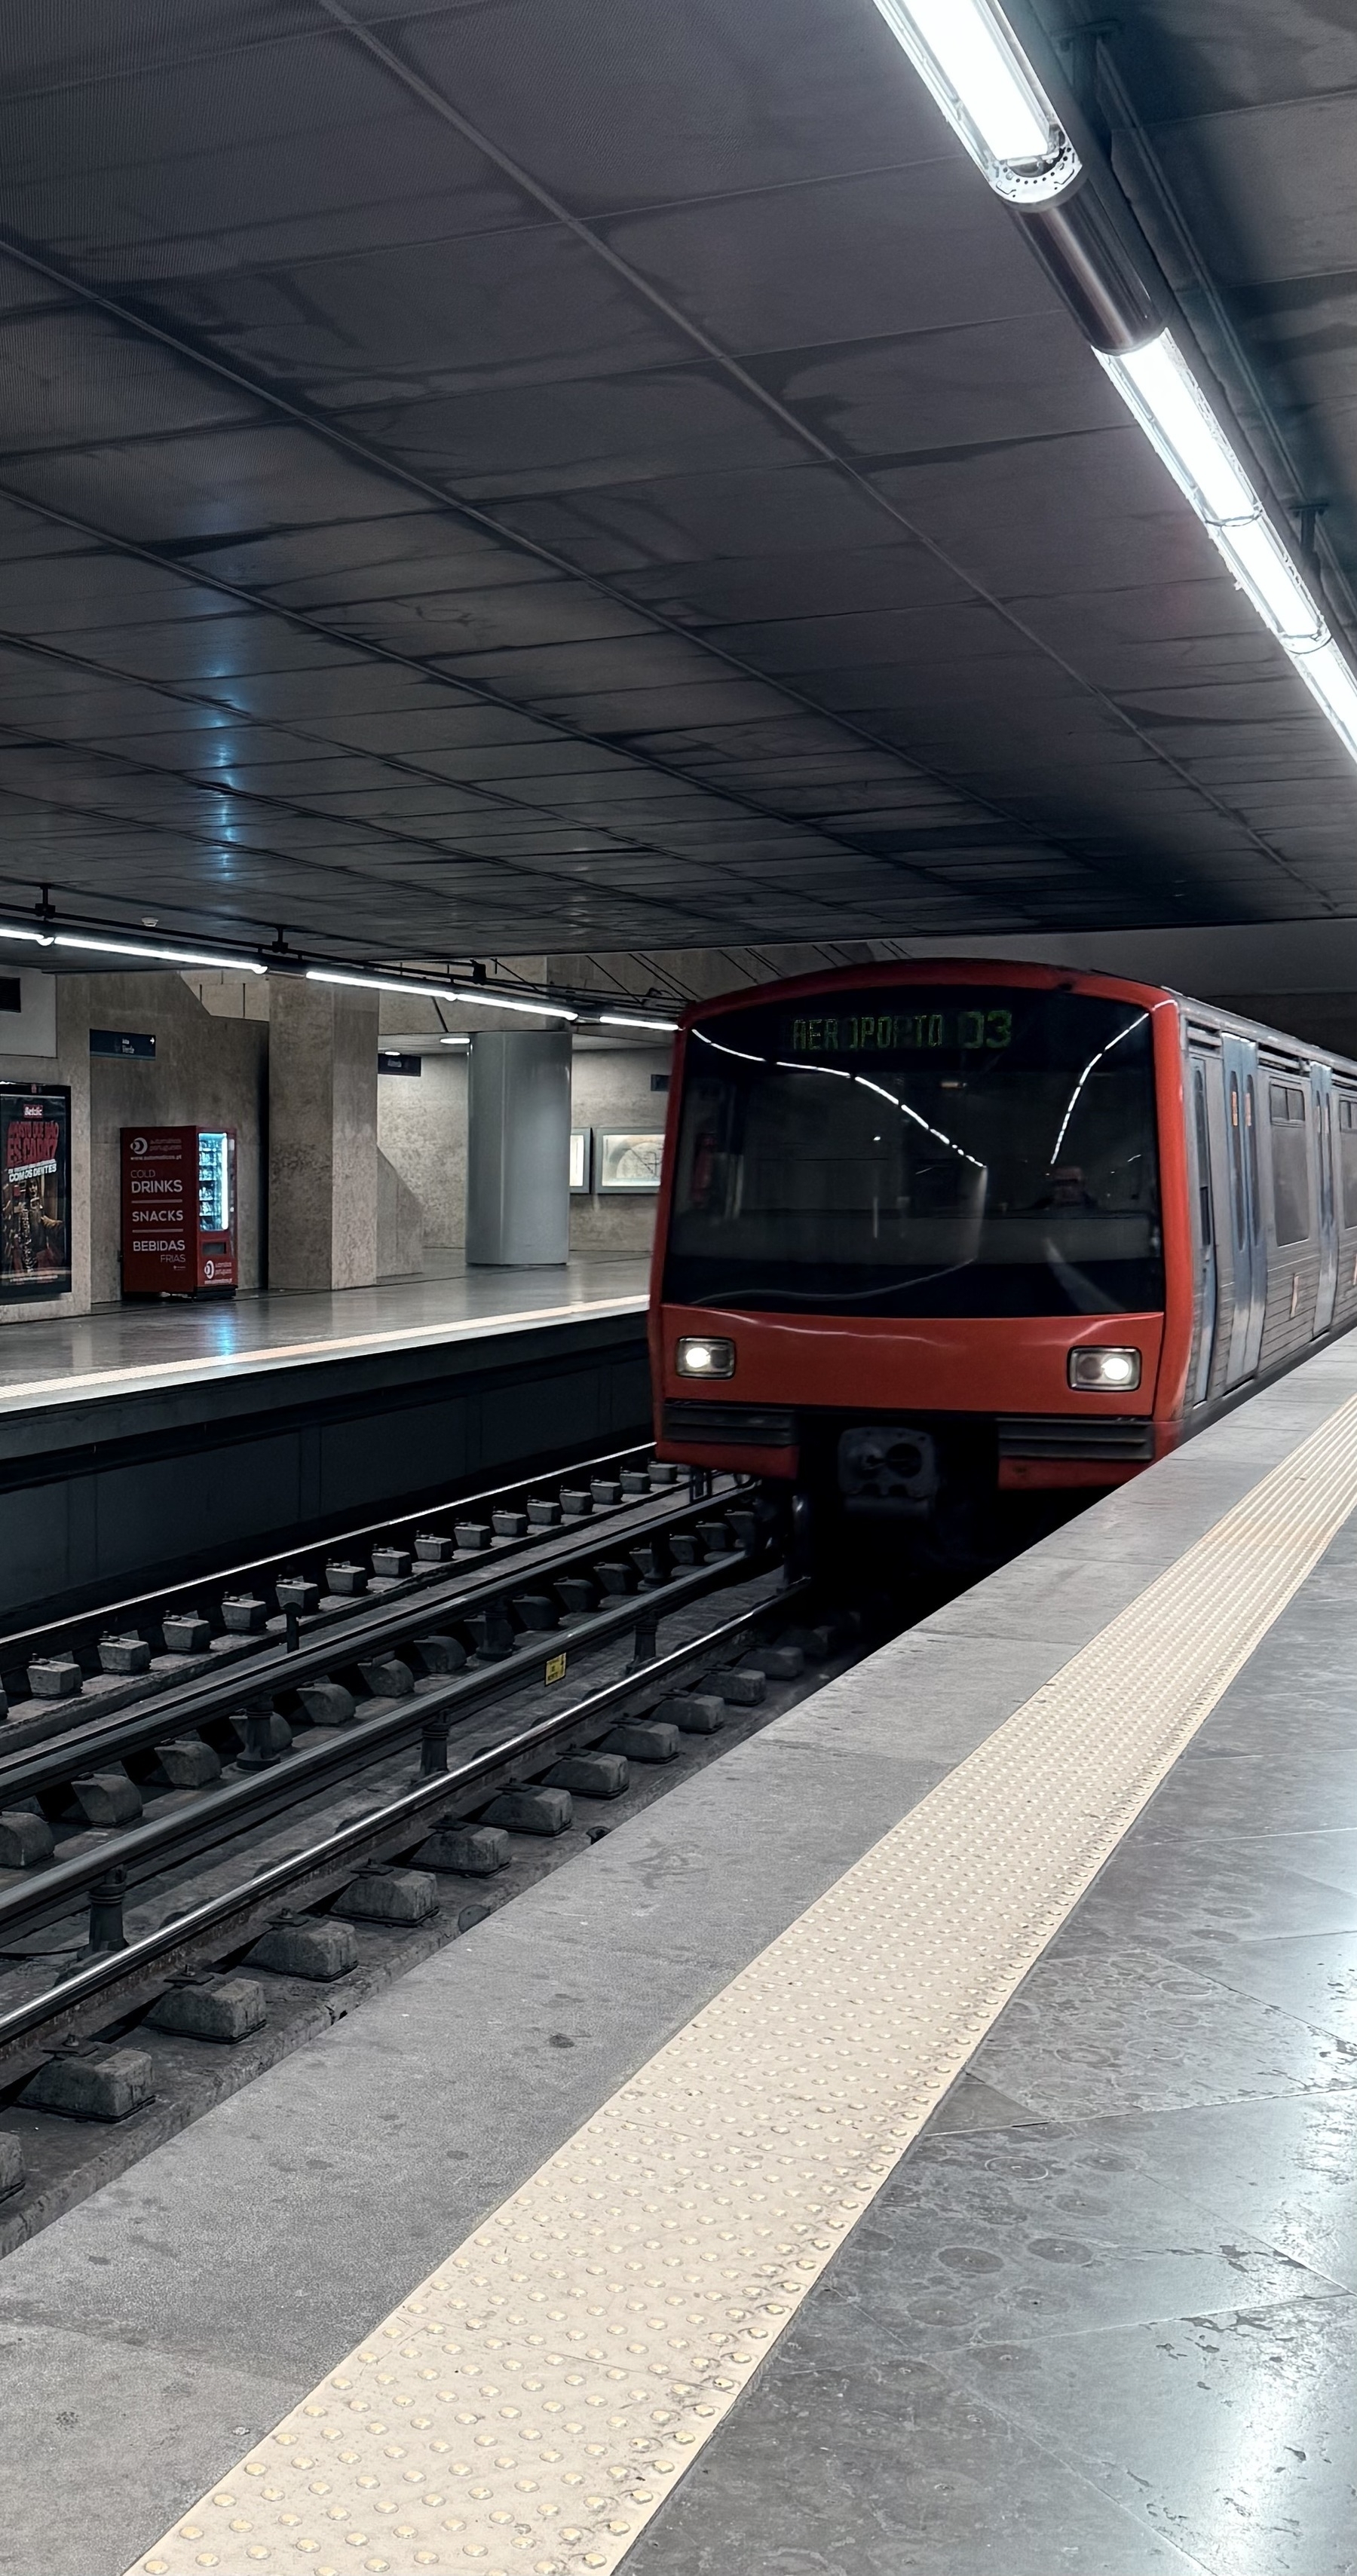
[650,965,1186,1566]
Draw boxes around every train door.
[1221,1034,1266,1386]
[1313,1062,1338,1334]
[1188,1051,1218,1403]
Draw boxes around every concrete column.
[268,980,378,1291]
[466,1029,571,1266]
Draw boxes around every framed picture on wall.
[568,1127,593,1194]
[597,1130,664,1192]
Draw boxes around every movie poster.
[0,1085,71,1300]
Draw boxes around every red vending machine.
[121,1126,237,1296]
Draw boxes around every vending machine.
[121,1125,237,1296]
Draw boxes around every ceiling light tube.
[1209,516,1327,650]
[1294,640,1357,764]
[305,968,576,1020]
[1099,326,1357,766]
[448,989,576,1020]
[0,922,267,970]
[881,0,1357,766]
[596,1012,681,1034]
[870,0,1079,203]
[54,932,267,973]
[439,1035,471,1048]
[1099,332,1257,523]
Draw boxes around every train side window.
[1270,1079,1310,1246]
[1229,1073,1245,1247]
[1339,1095,1357,1227]
[1193,1066,1212,1247]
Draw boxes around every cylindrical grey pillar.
[465,1028,571,1266]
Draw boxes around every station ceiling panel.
[0,0,1351,958]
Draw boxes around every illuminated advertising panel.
[0,1085,71,1301]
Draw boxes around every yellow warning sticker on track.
[543,1651,568,1685]
[130,1390,1357,2576]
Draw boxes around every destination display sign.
[784,1005,1014,1057]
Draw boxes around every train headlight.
[676,1335,736,1379]
[1068,1345,1141,1391]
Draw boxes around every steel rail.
[0,1436,656,1666]
[0,1545,764,1948]
[0,1580,807,2075]
[0,1484,740,1796]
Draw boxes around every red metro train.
[650,960,1357,1563]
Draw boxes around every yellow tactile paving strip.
[130,1391,1357,2576]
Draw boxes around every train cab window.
[1269,1081,1311,1247]
[1338,1095,1357,1228]
[665,984,1163,1320]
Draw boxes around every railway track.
[0,1439,682,1757]
[0,1444,847,2253]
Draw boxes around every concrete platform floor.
[0,1250,650,1412]
[627,1503,1357,2571]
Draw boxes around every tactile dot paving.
[128,1394,1357,2575]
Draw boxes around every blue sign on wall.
[91,1029,156,1060]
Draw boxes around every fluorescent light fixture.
[448,987,576,1020]
[883,1,1357,766]
[0,922,265,971]
[871,0,1078,202]
[439,1034,471,1048]
[56,931,267,972]
[1101,332,1255,523]
[1100,328,1357,764]
[1294,639,1357,765]
[596,1012,681,1034]
[1211,516,1326,650]
[305,968,576,1020]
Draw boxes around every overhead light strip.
[875,2,1357,771]
[0,922,268,972]
[1096,334,1357,760]
[869,0,1078,202]
[0,929,675,1021]
[305,968,577,1020]
[596,1011,681,1034]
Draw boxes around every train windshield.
[664,986,1163,1318]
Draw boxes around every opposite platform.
[4,1332,1356,2575]
[0,1257,650,1626]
